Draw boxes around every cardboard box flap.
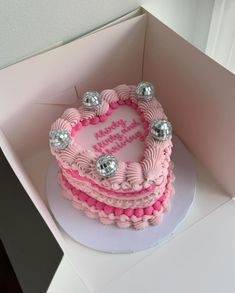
[143,12,235,195]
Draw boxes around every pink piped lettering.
[92,118,145,154]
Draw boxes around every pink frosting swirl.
[126,162,145,186]
[61,108,80,126]
[138,99,162,112]
[129,85,137,101]
[137,99,166,122]
[101,89,119,103]
[79,105,96,120]
[100,217,114,225]
[72,201,83,210]
[151,141,172,168]
[149,212,163,225]
[145,135,171,150]
[133,220,149,230]
[145,135,159,149]
[59,143,80,163]
[85,209,98,219]
[142,145,165,182]
[76,150,96,172]
[144,105,166,122]
[116,219,131,228]
[51,118,72,132]
[114,84,130,100]
[109,161,127,185]
[129,85,136,99]
[96,100,109,116]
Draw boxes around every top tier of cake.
[50,84,172,195]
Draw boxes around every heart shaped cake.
[49,82,175,229]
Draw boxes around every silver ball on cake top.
[82,91,102,110]
[136,81,155,101]
[49,129,71,149]
[96,154,118,177]
[150,119,172,141]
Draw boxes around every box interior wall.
[1,8,235,240]
[0,11,234,287]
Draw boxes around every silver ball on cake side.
[136,81,155,101]
[150,119,172,141]
[96,154,118,177]
[49,129,71,149]
[82,91,102,110]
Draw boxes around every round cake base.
[46,135,196,253]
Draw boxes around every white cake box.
[1,6,235,293]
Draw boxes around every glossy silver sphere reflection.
[49,129,71,149]
[150,120,172,141]
[82,91,102,110]
[96,154,118,177]
[136,81,155,101]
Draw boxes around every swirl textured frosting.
[138,99,162,111]
[143,105,166,122]
[142,144,166,182]
[137,99,166,121]
[95,100,109,116]
[101,89,119,103]
[114,84,130,100]
[59,143,80,163]
[129,85,137,102]
[126,162,145,186]
[51,118,72,132]
[145,135,159,149]
[109,161,127,187]
[79,105,96,120]
[76,150,96,173]
[61,108,80,126]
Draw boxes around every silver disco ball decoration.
[49,129,71,149]
[136,81,155,101]
[82,91,102,110]
[96,154,118,177]
[150,120,172,141]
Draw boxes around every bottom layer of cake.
[58,170,175,230]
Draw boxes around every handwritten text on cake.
[92,118,145,154]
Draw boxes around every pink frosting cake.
[49,82,175,229]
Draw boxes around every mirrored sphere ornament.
[96,154,118,177]
[136,81,155,101]
[82,91,102,110]
[49,129,71,149]
[150,119,172,141]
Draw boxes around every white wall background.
[144,0,214,52]
[0,0,215,69]
[206,0,235,73]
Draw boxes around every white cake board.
[46,135,196,253]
